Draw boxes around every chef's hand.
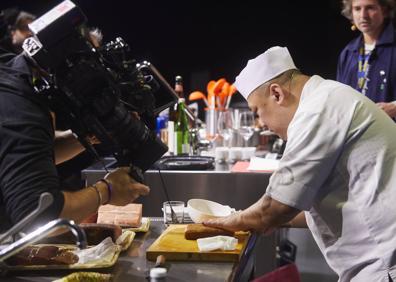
[377,102,396,118]
[203,211,245,232]
[104,167,150,206]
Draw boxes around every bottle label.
[174,132,180,154]
[182,143,190,154]
[175,131,189,155]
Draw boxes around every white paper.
[247,156,279,171]
[197,236,238,252]
[73,237,119,264]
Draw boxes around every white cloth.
[196,236,238,252]
[73,237,119,264]
[266,75,396,282]
[234,46,297,99]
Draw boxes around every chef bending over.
[205,46,396,282]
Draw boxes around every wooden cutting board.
[146,224,250,262]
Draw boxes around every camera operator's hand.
[103,167,150,206]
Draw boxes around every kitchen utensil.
[219,82,231,109]
[225,84,237,109]
[217,110,234,147]
[3,244,121,271]
[213,78,226,95]
[188,91,209,107]
[207,80,216,109]
[187,199,234,223]
[163,201,184,224]
[239,111,255,146]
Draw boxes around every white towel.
[197,236,238,252]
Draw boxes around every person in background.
[205,46,396,282]
[337,0,396,118]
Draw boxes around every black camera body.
[22,1,177,171]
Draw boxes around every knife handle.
[155,255,166,268]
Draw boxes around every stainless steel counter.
[2,219,245,281]
[81,161,277,278]
[82,162,271,217]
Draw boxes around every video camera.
[22,0,178,172]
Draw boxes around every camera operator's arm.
[49,111,98,165]
[53,130,99,165]
[53,130,85,164]
[59,167,150,222]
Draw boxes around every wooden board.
[146,224,250,262]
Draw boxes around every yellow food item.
[53,272,112,282]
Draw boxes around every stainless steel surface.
[83,162,270,218]
[115,220,235,282]
[0,219,87,263]
[82,161,277,278]
[3,219,244,282]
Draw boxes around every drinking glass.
[239,111,255,146]
[217,110,234,147]
[163,201,184,225]
[205,109,218,148]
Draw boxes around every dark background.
[0,0,356,104]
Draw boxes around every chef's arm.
[281,212,307,228]
[204,195,301,233]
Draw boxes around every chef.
[205,46,396,282]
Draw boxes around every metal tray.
[153,156,215,170]
[2,244,121,271]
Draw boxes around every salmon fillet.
[97,203,142,227]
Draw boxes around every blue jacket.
[337,21,396,103]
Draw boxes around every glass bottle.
[174,98,190,155]
[169,76,184,123]
[167,76,184,155]
[174,75,184,98]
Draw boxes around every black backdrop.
[0,0,358,104]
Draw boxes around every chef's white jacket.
[266,76,396,282]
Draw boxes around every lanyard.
[357,46,372,94]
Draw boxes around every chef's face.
[351,0,387,35]
[247,83,291,140]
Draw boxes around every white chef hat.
[234,46,297,100]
